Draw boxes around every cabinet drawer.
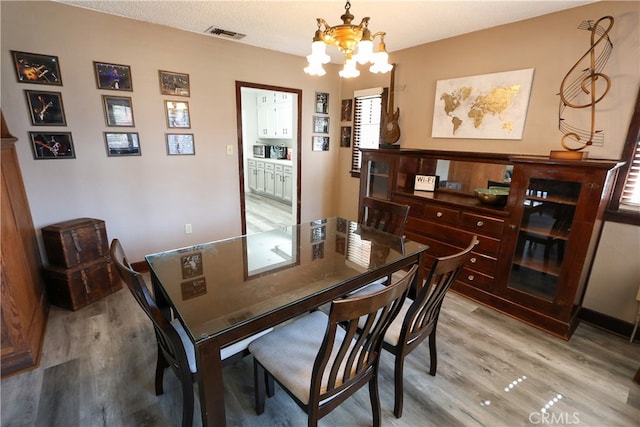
[407,217,501,256]
[265,163,275,171]
[423,205,459,226]
[275,164,283,172]
[461,212,504,238]
[468,252,497,276]
[284,166,292,174]
[248,159,256,167]
[457,267,493,291]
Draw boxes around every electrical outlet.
[185,223,192,234]
[226,145,233,155]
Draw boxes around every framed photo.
[313,115,329,134]
[11,50,62,85]
[93,62,132,91]
[315,92,328,114]
[159,70,190,97]
[312,136,329,152]
[103,95,135,127]
[25,90,66,126]
[340,126,351,147]
[29,132,75,159]
[166,133,195,155]
[104,132,141,157]
[165,100,191,128]
[341,99,353,121]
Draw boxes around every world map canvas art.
[432,68,534,140]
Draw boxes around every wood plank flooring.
[2,277,639,427]
[245,192,293,234]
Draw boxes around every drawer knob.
[436,212,443,218]
[470,257,477,263]
[467,275,475,281]
[476,221,484,227]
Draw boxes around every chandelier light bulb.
[339,58,360,78]
[304,61,326,76]
[309,39,331,64]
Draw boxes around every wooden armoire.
[1,111,49,377]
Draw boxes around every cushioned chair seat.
[248,311,353,405]
[170,318,272,374]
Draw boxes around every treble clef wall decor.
[555,15,614,159]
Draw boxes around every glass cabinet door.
[364,157,391,199]
[508,177,581,301]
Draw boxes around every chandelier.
[304,1,393,78]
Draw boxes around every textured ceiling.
[56,0,596,63]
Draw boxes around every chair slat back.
[359,196,410,237]
[402,236,478,345]
[311,265,418,404]
[110,239,191,375]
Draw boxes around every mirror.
[236,82,302,236]
[435,159,513,194]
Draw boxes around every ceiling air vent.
[205,26,246,40]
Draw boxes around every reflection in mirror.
[246,225,297,277]
[436,160,513,194]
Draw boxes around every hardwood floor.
[2,277,639,427]
[245,192,293,234]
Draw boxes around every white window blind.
[620,135,640,206]
[351,89,384,173]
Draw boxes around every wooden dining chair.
[110,239,271,427]
[350,236,478,418]
[248,264,419,427]
[359,196,410,237]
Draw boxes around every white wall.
[1,1,342,262]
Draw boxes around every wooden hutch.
[1,112,49,377]
[359,148,622,339]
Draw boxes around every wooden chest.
[42,218,108,268]
[43,257,121,311]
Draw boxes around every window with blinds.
[610,88,640,212]
[350,89,385,173]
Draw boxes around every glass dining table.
[145,217,428,426]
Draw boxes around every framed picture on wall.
[94,61,133,91]
[315,92,329,114]
[166,133,195,155]
[341,99,353,122]
[104,132,141,156]
[103,95,135,127]
[11,50,62,85]
[312,136,329,152]
[313,115,329,134]
[159,70,190,97]
[25,90,66,126]
[165,100,191,128]
[29,132,75,159]
[340,126,351,147]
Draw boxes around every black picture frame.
[29,132,75,159]
[104,132,141,157]
[315,92,328,114]
[103,95,135,127]
[340,126,352,147]
[341,99,353,122]
[25,90,66,126]
[159,70,190,97]
[166,133,195,155]
[94,61,133,91]
[313,115,329,134]
[165,100,191,128]
[11,50,62,85]
[312,136,329,152]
